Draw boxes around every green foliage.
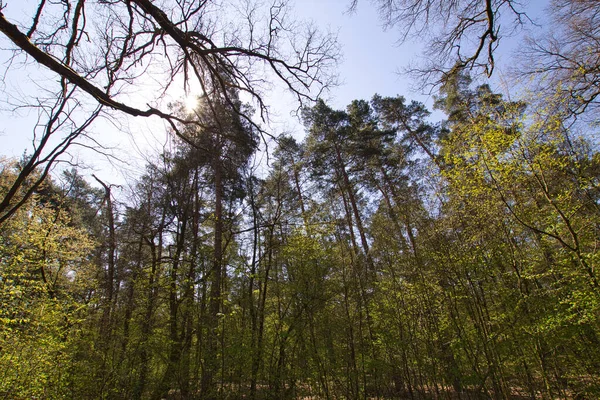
[0,163,96,398]
[3,72,600,399]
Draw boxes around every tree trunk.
[202,144,224,399]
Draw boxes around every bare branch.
[366,0,528,86]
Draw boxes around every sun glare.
[185,94,199,112]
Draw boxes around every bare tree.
[518,0,600,118]
[351,0,529,86]
[0,86,102,224]
[0,0,339,223]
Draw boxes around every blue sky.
[297,0,424,105]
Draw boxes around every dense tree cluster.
[2,68,600,398]
[2,0,600,399]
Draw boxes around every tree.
[0,0,338,224]
[154,90,258,399]
[433,74,600,398]
[518,0,600,118]
[303,99,377,274]
[352,0,529,85]
[0,160,97,398]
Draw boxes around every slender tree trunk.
[181,170,201,398]
[119,236,144,369]
[203,144,224,399]
[248,183,260,399]
[93,175,117,334]
[254,225,274,394]
[334,144,373,271]
[291,159,311,234]
[135,221,164,400]
[154,206,189,400]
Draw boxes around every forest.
[1,0,599,399]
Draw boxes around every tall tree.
[163,90,258,399]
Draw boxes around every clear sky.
[296,0,424,105]
[0,0,548,186]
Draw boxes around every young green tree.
[0,161,96,398]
